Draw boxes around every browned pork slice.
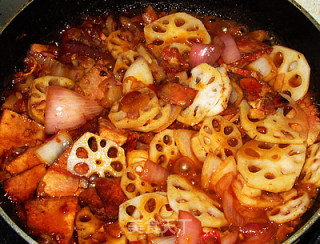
[25,196,79,244]
[95,177,128,221]
[0,109,45,156]
[4,164,46,202]
[5,147,42,175]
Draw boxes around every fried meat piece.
[79,187,106,219]
[5,147,42,175]
[0,109,45,156]
[4,164,46,202]
[95,177,128,221]
[37,168,81,197]
[25,196,79,244]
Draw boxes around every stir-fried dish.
[0,6,320,244]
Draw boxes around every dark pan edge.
[0,207,36,243]
[288,0,320,32]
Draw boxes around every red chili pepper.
[161,47,189,74]
[201,229,221,244]
[240,77,262,94]
[221,64,262,80]
[123,132,139,152]
[148,84,156,92]
[236,47,273,65]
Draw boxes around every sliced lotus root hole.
[268,208,281,217]
[257,142,273,150]
[35,83,47,93]
[193,105,200,116]
[76,147,89,158]
[301,171,310,181]
[202,126,212,136]
[187,25,200,31]
[227,137,239,147]
[107,146,118,158]
[152,39,164,46]
[248,164,262,173]
[212,119,221,132]
[273,51,284,68]
[152,23,167,33]
[264,172,276,180]
[224,126,234,135]
[278,144,289,148]
[190,209,202,217]
[256,126,267,134]
[224,148,233,157]
[163,135,172,145]
[74,162,90,175]
[187,37,203,45]
[114,31,130,43]
[203,136,211,146]
[127,172,137,180]
[115,67,127,77]
[173,183,187,191]
[31,92,41,99]
[244,148,260,158]
[159,204,175,219]
[125,205,138,217]
[157,155,167,165]
[176,198,188,203]
[88,173,99,182]
[287,60,298,71]
[111,161,124,172]
[174,17,185,27]
[280,130,294,139]
[287,150,302,157]
[126,183,136,193]
[144,198,156,213]
[247,115,260,123]
[126,222,137,233]
[88,136,98,152]
[288,74,302,88]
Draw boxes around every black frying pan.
[0,0,320,243]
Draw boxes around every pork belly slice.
[95,177,127,221]
[37,168,82,197]
[98,117,128,146]
[4,164,46,202]
[0,109,45,156]
[6,147,42,175]
[25,196,79,244]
